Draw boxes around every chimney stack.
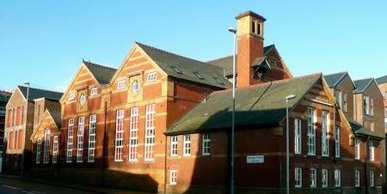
[236,11,266,87]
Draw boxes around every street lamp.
[285,94,296,194]
[228,27,237,194]
[21,82,30,177]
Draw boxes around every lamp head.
[228,27,237,33]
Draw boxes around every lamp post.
[21,82,30,177]
[285,94,296,194]
[228,27,237,194]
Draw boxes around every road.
[0,176,97,194]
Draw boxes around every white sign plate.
[246,155,264,164]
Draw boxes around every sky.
[1,0,387,92]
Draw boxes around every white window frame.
[310,168,317,188]
[131,80,140,94]
[321,110,329,157]
[202,133,211,156]
[364,96,370,115]
[36,138,42,164]
[335,126,341,158]
[355,138,360,160]
[334,169,341,187]
[145,104,156,161]
[88,114,96,162]
[90,87,98,97]
[66,118,74,163]
[68,92,76,101]
[370,97,374,116]
[117,80,126,90]
[77,116,85,163]
[343,92,348,112]
[335,90,342,108]
[43,128,50,164]
[295,167,302,188]
[307,107,316,156]
[129,107,139,162]
[294,118,302,155]
[170,170,177,185]
[52,136,58,164]
[170,136,178,157]
[183,134,191,156]
[146,72,157,82]
[369,170,375,187]
[369,141,375,161]
[355,170,360,187]
[115,110,124,162]
[322,169,328,188]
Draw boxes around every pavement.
[0,174,153,194]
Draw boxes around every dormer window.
[172,66,183,74]
[68,92,76,101]
[117,80,126,90]
[252,20,262,36]
[194,72,204,80]
[90,87,98,97]
[146,72,157,82]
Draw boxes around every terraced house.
[27,10,384,194]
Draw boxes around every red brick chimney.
[236,11,266,87]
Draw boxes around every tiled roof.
[207,45,275,77]
[348,119,384,139]
[376,75,387,84]
[18,86,63,101]
[323,72,348,88]
[166,73,322,135]
[137,42,231,89]
[83,60,117,85]
[50,110,61,128]
[353,78,374,93]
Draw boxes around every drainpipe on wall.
[164,135,167,194]
[365,136,370,194]
[101,101,107,186]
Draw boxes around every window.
[370,170,375,187]
[322,169,328,188]
[88,114,96,162]
[322,111,329,157]
[343,92,348,112]
[295,167,302,188]
[310,168,317,188]
[117,80,126,90]
[307,107,316,155]
[251,20,261,36]
[145,104,156,161]
[335,90,342,108]
[131,80,140,94]
[170,136,178,157]
[370,121,374,132]
[36,138,42,164]
[294,118,302,154]
[43,128,50,164]
[0,107,5,116]
[364,96,370,115]
[183,135,191,156]
[52,136,58,164]
[355,170,360,187]
[170,170,177,185]
[66,118,74,163]
[370,98,374,116]
[355,138,360,160]
[335,126,341,158]
[172,66,183,74]
[115,110,124,161]
[68,92,76,101]
[334,169,341,187]
[90,87,98,96]
[77,116,85,163]
[146,72,157,82]
[129,107,139,161]
[193,72,204,80]
[369,141,375,161]
[202,134,211,156]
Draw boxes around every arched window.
[43,128,50,164]
[36,138,42,164]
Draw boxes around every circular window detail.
[79,94,87,105]
[132,80,141,94]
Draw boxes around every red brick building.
[28,10,384,194]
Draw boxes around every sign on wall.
[246,155,264,164]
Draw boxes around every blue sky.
[1,1,387,92]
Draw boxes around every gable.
[30,111,60,143]
[6,88,26,109]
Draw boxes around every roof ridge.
[17,85,63,94]
[82,60,117,71]
[136,42,221,69]
[207,55,233,63]
[324,71,348,76]
[354,77,374,82]
[212,73,321,95]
